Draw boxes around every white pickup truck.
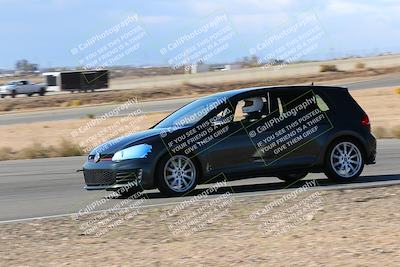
[0,80,47,98]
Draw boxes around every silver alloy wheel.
[163,155,196,193]
[330,142,362,178]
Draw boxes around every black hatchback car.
[83,86,376,196]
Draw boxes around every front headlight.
[112,144,152,162]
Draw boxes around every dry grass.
[350,86,400,132]
[2,139,84,161]
[20,143,52,159]
[355,62,366,69]
[392,125,400,139]
[0,112,168,160]
[320,64,338,72]
[0,147,13,161]
[372,126,389,139]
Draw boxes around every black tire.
[0,95,4,99]
[277,172,308,183]
[11,90,16,98]
[157,154,198,197]
[27,93,33,97]
[324,139,364,182]
[39,88,46,96]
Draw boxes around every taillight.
[361,114,370,126]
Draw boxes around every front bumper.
[83,158,155,190]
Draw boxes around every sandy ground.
[351,86,400,130]
[0,86,399,155]
[1,184,399,266]
[0,112,168,153]
[110,54,400,90]
[1,65,400,113]
[3,55,399,91]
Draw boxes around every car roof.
[208,85,347,99]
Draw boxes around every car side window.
[315,94,330,111]
[277,97,284,116]
[213,107,234,125]
[233,100,246,122]
[274,92,309,116]
[234,96,270,122]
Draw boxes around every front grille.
[115,169,142,184]
[84,169,115,185]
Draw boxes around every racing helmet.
[242,97,263,114]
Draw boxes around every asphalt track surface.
[0,139,399,223]
[0,75,399,125]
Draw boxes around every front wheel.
[157,155,198,197]
[324,140,364,182]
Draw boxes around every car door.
[16,81,24,93]
[20,81,30,94]
[203,96,267,175]
[249,88,329,170]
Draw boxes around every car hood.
[0,85,14,90]
[90,127,167,155]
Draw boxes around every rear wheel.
[277,172,308,183]
[324,140,364,182]
[157,155,198,197]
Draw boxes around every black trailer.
[43,70,109,92]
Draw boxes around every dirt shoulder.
[0,112,168,160]
[350,86,400,136]
[1,66,400,112]
[1,184,399,266]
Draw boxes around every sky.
[0,0,400,69]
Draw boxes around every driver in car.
[242,97,264,122]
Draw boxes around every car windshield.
[154,95,228,129]
[7,81,17,85]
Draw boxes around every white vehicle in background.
[0,80,47,98]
